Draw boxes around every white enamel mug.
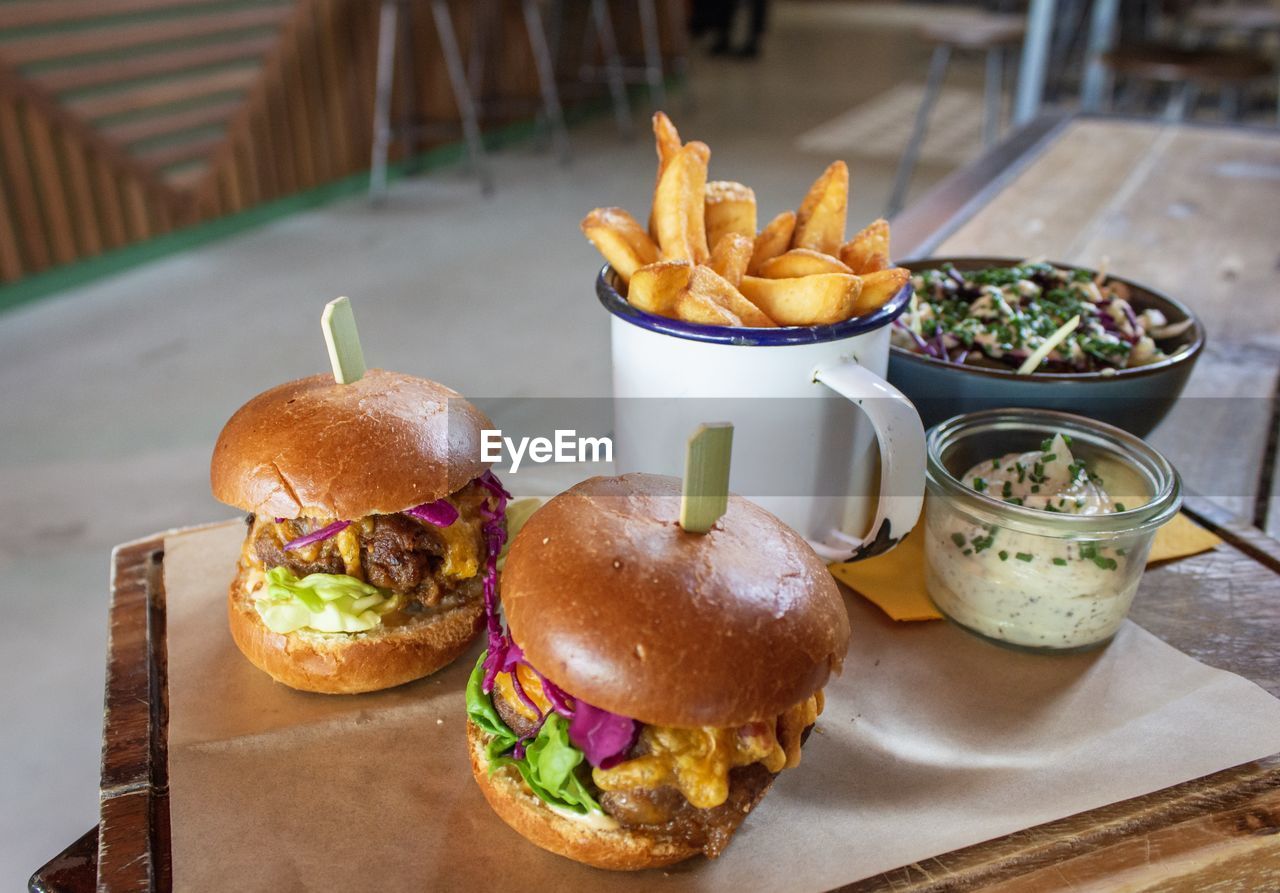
[599,268,925,561]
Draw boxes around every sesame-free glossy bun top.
[500,473,850,728]
[210,369,491,519]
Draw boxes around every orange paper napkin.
[830,512,1222,622]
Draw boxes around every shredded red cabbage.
[569,702,640,769]
[473,469,638,768]
[404,498,458,526]
[476,470,514,693]
[283,520,350,551]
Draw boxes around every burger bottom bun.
[227,580,483,694]
[468,718,735,871]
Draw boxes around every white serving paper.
[166,522,1280,892]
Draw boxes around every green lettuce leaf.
[465,651,601,815]
[465,652,518,758]
[256,566,400,634]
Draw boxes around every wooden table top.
[30,115,1280,892]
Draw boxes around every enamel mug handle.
[810,359,925,561]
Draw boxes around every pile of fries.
[581,113,910,328]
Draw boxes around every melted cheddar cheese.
[493,664,553,720]
[240,480,489,584]
[434,513,481,579]
[591,692,822,810]
[488,667,826,813]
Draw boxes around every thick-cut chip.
[748,211,797,275]
[580,207,660,283]
[627,260,774,327]
[675,290,742,326]
[688,264,775,327]
[649,112,683,236]
[708,233,754,288]
[627,260,693,315]
[652,111,682,181]
[839,219,890,274]
[705,181,758,251]
[793,160,848,255]
[653,141,711,264]
[759,248,851,279]
[852,267,910,315]
[740,274,863,326]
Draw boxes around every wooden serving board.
[26,494,1280,893]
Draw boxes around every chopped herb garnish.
[897,265,1169,372]
[1041,437,1054,452]
[951,532,966,548]
[1002,481,1013,499]
[1015,552,1034,562]
[1115,502,1127,511]
[973,477,987,492]
[1052,558,1068,566]
[999,550,1009,561]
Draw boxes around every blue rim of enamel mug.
[595,265,913,345]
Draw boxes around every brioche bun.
[227,572,483,694]
[500,473,850,728]
[210,369,492,520]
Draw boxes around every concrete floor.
[0,4,976,880]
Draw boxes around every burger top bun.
[211,369,491,520]
[500,473,850,729]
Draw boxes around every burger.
[465,473,850,869]
[210,368,509,694]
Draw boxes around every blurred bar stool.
[886,12,1026,217]
[370,0,493,201]
[557,0,682,113]
[543,0,633,138]
[467,0,573,164]
[1099,44,1275,121]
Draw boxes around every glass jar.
[924,408,1181,653]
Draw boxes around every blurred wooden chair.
[1187,2,1280,121]
[886,11,1026,217]
[1099,44,1275,120]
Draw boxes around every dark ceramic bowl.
[888,257,1205,437]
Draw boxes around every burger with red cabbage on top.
[210,368,508,694]
[466,473,850,869]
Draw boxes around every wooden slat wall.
[0,0,685,286]
[0,57,184,278]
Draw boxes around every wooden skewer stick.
[321,296,366,384]
[680,422,734,534]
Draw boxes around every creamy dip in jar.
[924,411,1181,653]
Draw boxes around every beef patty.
[246,498,483,607]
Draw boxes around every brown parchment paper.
[166,521,1280,892]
